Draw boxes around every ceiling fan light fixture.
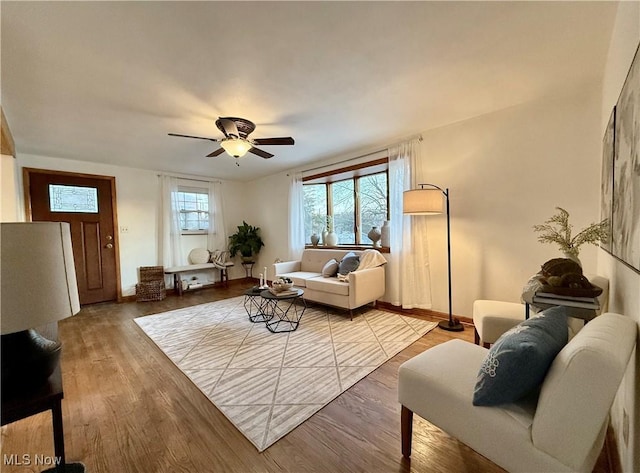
[221,138,252,158]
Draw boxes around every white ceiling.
[1,1,617,181]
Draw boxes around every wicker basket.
[136,266,166,302]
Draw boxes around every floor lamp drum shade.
[1,222,80,334]
[1,222,80,392]
[403,189,445,215]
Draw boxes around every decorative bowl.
[271,279,294,292]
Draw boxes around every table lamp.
[403,184,464,332]
[1,222,80,394]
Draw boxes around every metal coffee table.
[243,287,271,323]
[261,288,306,333]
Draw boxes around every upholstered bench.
[398,312,636,473]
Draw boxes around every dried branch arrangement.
[533,207,608,259]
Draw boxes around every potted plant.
[228,221,264,262]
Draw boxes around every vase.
[325,231,338,247]
[368,226,381,247]
[321,229,328,246]
[380,220,390,247]
[563,251,582,267]
[310,233,320,247]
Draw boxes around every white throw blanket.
[337,249,386,281]
[356,249,387,270]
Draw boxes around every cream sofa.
[398,312,637,472]
[273,249,386,318]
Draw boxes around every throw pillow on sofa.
[472,306,568,406]
[322,259,339,277]
[338,252,360,275]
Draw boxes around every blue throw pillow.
[338,252,360,275]
[472,306,568,406]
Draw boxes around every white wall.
[598,2,640,471]
[14,154,247,295]
[417,84,603,317]
[1,154,19,221]
[242,171,293,281]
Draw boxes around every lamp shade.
[403,189,445,215]
[1,222,80,334]
[221,138,252,158]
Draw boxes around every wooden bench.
[165,262,232,296]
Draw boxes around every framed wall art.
[600,106,615,253]
[611,42,640,273]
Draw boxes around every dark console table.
[1,366,67,472]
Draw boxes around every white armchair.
[398,312,636,472]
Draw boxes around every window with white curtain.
[176,186,209,234]
[302,159,389,246]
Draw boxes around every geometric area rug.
[134,296,437,451]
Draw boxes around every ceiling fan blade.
[217,118,240,139]
[249,147,274,159]
[252,137,295,146]
[206,148,225,157]
[168,133,219,142]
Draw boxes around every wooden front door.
[25,169,120,305]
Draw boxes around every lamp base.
[438,319,464,332]
[1,329,62,395]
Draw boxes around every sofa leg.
[349,309,353,321]
[401,405,413,458]
[474,327,480,345]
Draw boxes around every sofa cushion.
[276,271,322,288]
[306,276,350,296]
[322,259,339,277]
[338,252,360,275]
[473,306,568,406]
[301,249,358,272]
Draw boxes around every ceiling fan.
[169,117,294,160]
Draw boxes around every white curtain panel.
[288,172,305,260]
[158,175,184,267]
[206,180,227,253]
[388,140,433,309]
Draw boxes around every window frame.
[176,186,210,235]
[302,158,390,251]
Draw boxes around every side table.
[1,366,84,473]
[243,287,272,323]
[2,367,65,471]
[261,288,306,333]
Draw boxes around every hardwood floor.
[1,282,610,472]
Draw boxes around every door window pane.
[49,184,99,213]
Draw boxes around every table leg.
[174,274,183,296]
[51,400,66,472]
[265,296,306,333]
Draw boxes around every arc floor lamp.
[403,184,464,332]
